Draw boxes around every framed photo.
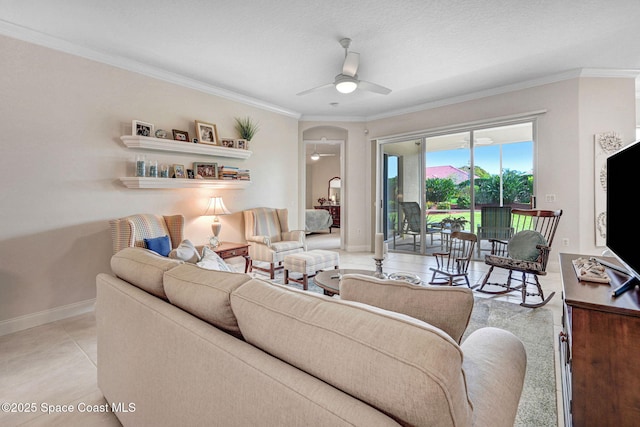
[221,138,235,148]
[173,164,185,178]
[235,139,247,150]
[195,121,219,145]
[133,120,154,137]
[187,169,195,179]
[172,129,189,142]
[194,162,218,179]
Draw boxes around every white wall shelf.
[119,177,251,189]
[120,135,252,159]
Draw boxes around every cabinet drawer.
[217,246,248,259]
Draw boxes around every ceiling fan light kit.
[334,74,358,93]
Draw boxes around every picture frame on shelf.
[133,120,154,137]
[172,129,189,142]
[235,139,247,150]
[221,138,235,148]
[187,169,195,179]
[195,121,218,145]
[173,164,186,178]
[194,162,218,179]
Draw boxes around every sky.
[427,141,533,175]
[387,141,533,177]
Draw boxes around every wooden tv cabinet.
[559,253,640,426]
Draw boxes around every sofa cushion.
[196,246,233,272]
[339,274,474,343]
[111,247,182,299]
[164,264,251,336]
[144,235,171,257]
[168,239,200,263]
[230,279,473,427]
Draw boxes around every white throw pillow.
[197,246,233,272]
[168,239,200,264]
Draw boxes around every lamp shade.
[204,196,231,217]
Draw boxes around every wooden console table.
[559,253,640,426]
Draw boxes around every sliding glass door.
[380,120,535,257]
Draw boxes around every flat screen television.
[606,139,640,296]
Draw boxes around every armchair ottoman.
[283,250,339,290]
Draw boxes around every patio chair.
[474,209,563,308]
[429,231,477,287]
[393,202,441,251]
[476,206,514,257]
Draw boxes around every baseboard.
[0,298,96,337]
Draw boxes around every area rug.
[258,271,557,426]
[464,298,557,427]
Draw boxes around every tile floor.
[0,247,565,426]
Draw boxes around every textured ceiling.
[1,0,639,120]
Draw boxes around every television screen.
[606,139,640,282]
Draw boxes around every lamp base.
[209,236,220,248]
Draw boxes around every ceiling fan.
[310,144,336,161]
[297,38,392,96]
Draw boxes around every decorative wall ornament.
[594,132,624,246]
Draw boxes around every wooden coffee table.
[314,269,377,296]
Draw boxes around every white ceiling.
[1,0,640,120]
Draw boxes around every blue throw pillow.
[508,230,547,261]
[144,235,171,257]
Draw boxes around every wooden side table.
[212,242,250,273]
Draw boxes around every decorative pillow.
[168,239,200,263]
[197,246,233,272]
[508,230,547,261]
[144,235,171,257]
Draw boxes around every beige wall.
[0,35,299,327]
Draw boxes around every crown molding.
[0,19,301,119]
[366,68,640,122]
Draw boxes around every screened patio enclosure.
[380,121,535,258]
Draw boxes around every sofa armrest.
[339,274,474,343]
[461,327,526,427]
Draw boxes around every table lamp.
[204,196,230,247]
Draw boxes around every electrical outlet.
[562,238,569,247]
[545,194,556,203]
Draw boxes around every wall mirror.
[328,176,341,204]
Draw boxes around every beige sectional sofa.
[96,247,526,427]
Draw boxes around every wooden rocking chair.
[474,209,562,308]
[429,231,477,287]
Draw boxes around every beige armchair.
[243,207,305,279]
[109,213,184,255]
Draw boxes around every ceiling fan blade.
[296,82,334,96]
[319,153,336,157]
[342,52,359,77]
[358,80,392,95]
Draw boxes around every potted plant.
[317,197,327,206]
[234,116,260,142]
[441,215,469,231]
